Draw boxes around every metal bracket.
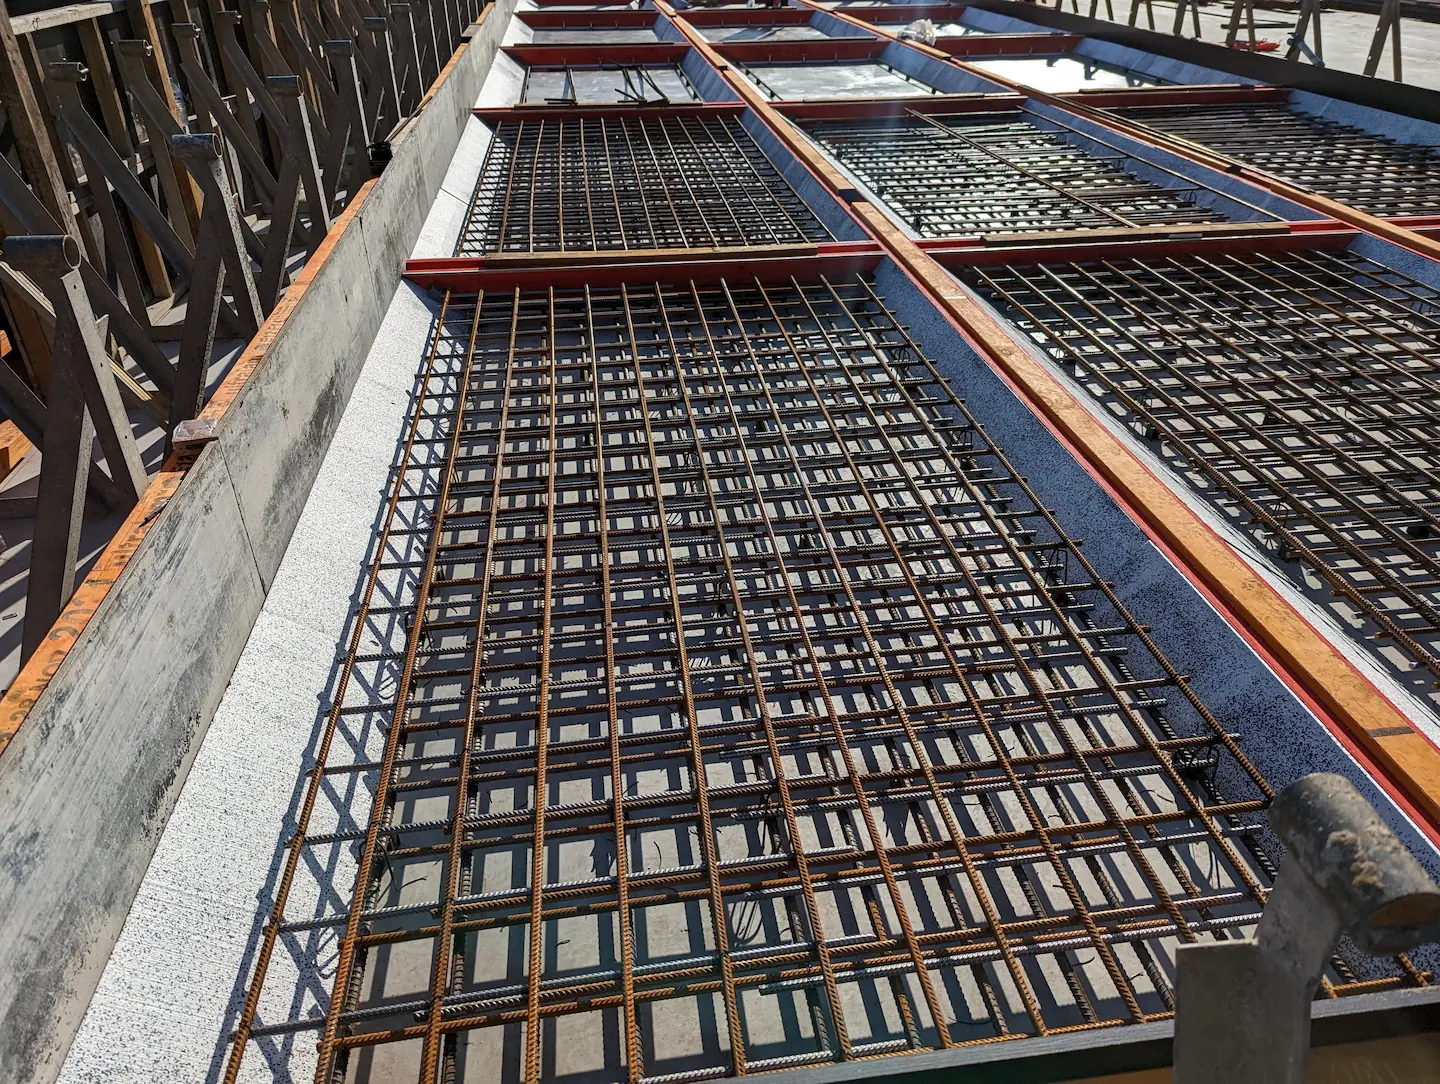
[1173,773,1440,1084]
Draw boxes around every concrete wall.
[0,4,513,1080]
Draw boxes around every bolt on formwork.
[805,112,1237,237]
[1115,103,1440,218]
[965,247,1440,710]
[226,274,1427,1083]
[457,113,833,255]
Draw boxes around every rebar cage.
[458,114,833,255]
[804,112,1232,237]
[227,272,1425,1083]
[966,247,1440,712]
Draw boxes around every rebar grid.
[965,248,1440,709]
[1117,103,1440,219]
[522,65,700,105]
[805,113,1227,237]
[227,276,1425,1084]
[458,114,832,255]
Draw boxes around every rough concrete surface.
[58,284,440,1084]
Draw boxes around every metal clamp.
[1173,773,1440,1083]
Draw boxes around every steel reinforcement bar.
[457,112,833,255]
[803,111,1232,238]
[965,247,1440,712]
[225,273,1425,1084]
[1113,102,1440,220]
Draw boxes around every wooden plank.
[324,39,371,202]
[172,134,263,337]
[23,38,109,274]
[79,21,173,298]
[49,64,155,332]
[75,21,132,156]
[0,422,33,479]
[172,27,281,207]
[0,8,79,244]
[112,37,196,251]
[9,0,167,36]
[46,83,196,277]
[124,0,205,231]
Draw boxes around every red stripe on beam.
[1055,84,1293,108]
[935,33,1084,57]
[503,42,690,66]
[679,7,814,25]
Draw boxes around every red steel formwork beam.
[405,244,885,290]
[933,33,1086,58]
[504,43,691,67]
[517,9,666,29]
[680,7,817,27]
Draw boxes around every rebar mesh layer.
[1116,103,1440,219]
[458,114,833,255]
[228,276,1425,1084]
[522,65,700,105]
[806,114,1228,237]
[966,248,1440,710]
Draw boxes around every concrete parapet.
[0,3,514,1079]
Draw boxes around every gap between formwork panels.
[226,271,1428,1083]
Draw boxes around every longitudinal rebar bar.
[459,114,832,254]
[522,64,700,105]
[967,248,1440,711]
[226,273,1426,1083]
[1117,103,1440,218]
[806,113,1229,237]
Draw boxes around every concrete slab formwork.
[5,1,1440,1083]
